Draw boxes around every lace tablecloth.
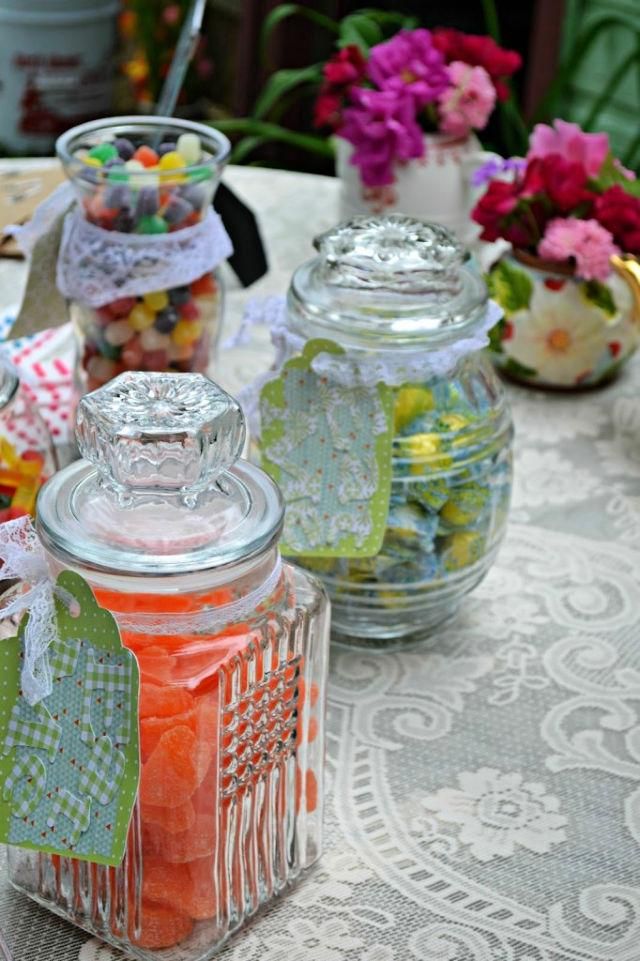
[2,166,640,961]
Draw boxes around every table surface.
[1,165,640,961]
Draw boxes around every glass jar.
[7,371,330,959]
[0,359,55,524]
[55,117,230,395]
[276,216,513,649]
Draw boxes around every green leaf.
[260,4,339,60]
[502,357,538,379]
[209,119,334,159]
[230,136,268,164]
[251,64,323,120]
[581,279,617,317]
[487,316,506,353]
[338,13,383,51]
[591,152,632,191]
[487,260,533,313]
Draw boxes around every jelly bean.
[190,273,217,296]
[125,159,145,172]
[104,184,131,210]
[142,349,170,370]
[88,143,118,163]
[108,296,137,318]
[143,290,169,311]
[177,132,202,165]
[128,304,156,332]
[180,183,205,209]
[134,145,160,167]
[169,285,191,307]
[86,355,117,383]
[121,337,145,369]
[168,341,195,363]
[140,328,171,352]
[164,197,192,225]
[104,320,135,347]
[155,307,179,333]
[135,186,159,218]
[158,150,186,170]
[114,136,135,160]
[157,141,177,156]
[180,299,200,321]
[97,339,121,361]
[137,214,168,234]
[171,320,203,346]
[96,306,113,325]
[103,157,124,170]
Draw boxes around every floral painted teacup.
[487,251,639,388]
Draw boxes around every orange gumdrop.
[145,813,217,863]
[136,647,176,683]
[184,856,217,920]
[139,682,194,719]
[140,725,199,807]
[307,716,319,743]
[295,767,319,814]
[141,798,196,835]
[140,707,197,759]
[129,900,193,949]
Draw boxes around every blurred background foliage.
[117,0,640,173]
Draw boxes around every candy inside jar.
[7,371,329,959]
[56,118,231,394]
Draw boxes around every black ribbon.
[213,182,268,288]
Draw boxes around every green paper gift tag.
[0,571,140,866]
[259,339,394,556]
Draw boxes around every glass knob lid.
[76,372,246,504]
[315,215,465,295]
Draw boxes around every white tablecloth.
[1,166,640,961]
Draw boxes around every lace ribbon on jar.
[228,295,503,438]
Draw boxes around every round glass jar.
[282,216,513,649]
[7,371,330,960]
[56,117,230,395]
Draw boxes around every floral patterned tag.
[0,571,140,866]
[259,339,393,556]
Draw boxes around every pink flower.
[340,87,425,187]
[528,120,609,177]
[539,217,619,281]
[438,61,496,136]
[368,29,450,109]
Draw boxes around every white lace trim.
[231,295,503,438]
[0,517,60,705]
[57,207,232,308]
[7,181,75,257]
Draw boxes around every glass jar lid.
[37,372,283,575]
[288,215,488,350]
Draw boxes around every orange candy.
[190,273,217,296]
[144,813,217,863]
[141,798,196,835]
[129,900,193,949]
[141,857,217,921]
[295,767,319,814]
[133,145,159,168]
[140,706,197,759]
[139,682,194,719]
[140,725,200,807]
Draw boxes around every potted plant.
[472,119,640,389]
[316,26,521,236]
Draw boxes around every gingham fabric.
[2,754,46,817]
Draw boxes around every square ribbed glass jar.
[6,372,330,959]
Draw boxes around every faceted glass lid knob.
[76,372,246,503]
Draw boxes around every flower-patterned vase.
[335,132,497,243]
[487,251,640,389]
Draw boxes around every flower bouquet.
[473,120,640,388]
[315,27,521,228]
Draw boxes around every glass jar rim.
[56,115,231,182]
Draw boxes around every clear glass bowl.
[7,372,330,959]
[55,117,230,394]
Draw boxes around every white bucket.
[0,0,119,155]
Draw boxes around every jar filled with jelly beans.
[0,359,55,526]
[286,216,513,648]
[8,371,330,959]
[55,117,230,394]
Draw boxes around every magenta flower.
[528,120,609,177]
[368,28,450,108]
[340,87,425,187]
[539,217,619,281]
[438,61,496,136]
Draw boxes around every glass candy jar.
[55,117,231,395]
[8,372,330,959]
[0,359,55,524]
[279,216,513,648]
